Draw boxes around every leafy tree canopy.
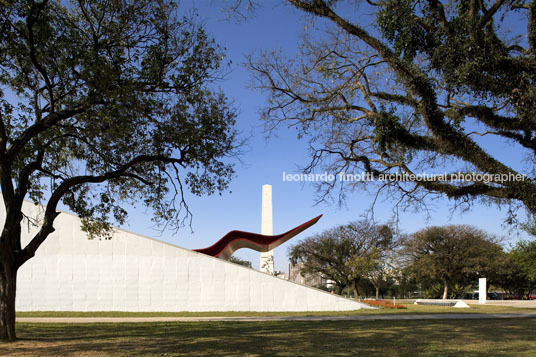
[510,240,536,282]
[0,0,237,341]
[249,0,536,220]
[288,219,398,297]
[404,225,503,299]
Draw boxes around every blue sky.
[118,0,531,272]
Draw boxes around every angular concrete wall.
[5,201,370,311]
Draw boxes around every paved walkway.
[16,313,536,323]
[468,300,536,308]
[425,299,536,308]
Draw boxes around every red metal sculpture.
[194,215,322,260]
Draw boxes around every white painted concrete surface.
[259,184,274,274]
[5,201,370,312]
[479,278,487,304]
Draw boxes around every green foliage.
[521,221,536,237]
[404,225,504,298]
[510,240,536,283]
[289,220,398,294]
[422,283,444,299]
[377,0,430,62]
[378,1,518,97]
[0,0,238,241]
[372,107,405,153]
[349,247,380,276]
[0,1,238,339]
[228,256,252,268]
[251,0,536,217]
[376,0,536,122]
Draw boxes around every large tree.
[365,256,399,299]
[494,251,528,298]
[288,219,397,298]
[510,240,536,287]
[0,0,237,341]
[404,225,503,299]
[249,0,536,218]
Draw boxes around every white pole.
[479,278,487,304]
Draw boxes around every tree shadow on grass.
[6,318,536,356]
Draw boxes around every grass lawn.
[4,318,535,356]
[15,302,536,317]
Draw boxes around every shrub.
[363,299,407,309]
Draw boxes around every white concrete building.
[7,201,370,312]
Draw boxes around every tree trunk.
[336,284,344,295]
[351,279,360,300]
[375,286,380,299]
[442,280,448,300]
[0,260,17,341]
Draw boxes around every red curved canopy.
[193,215,322,260]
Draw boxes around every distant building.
[277,272,289,280]
[289,263,327,288]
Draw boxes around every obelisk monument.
[260,184,275,274]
